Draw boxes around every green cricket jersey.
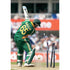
[14,20,35,41]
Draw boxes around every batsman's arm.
[30,29,36,35]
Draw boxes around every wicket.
[47,43,55,68]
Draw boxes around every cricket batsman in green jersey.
[14,19,41,67]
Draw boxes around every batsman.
[14,6,41,67]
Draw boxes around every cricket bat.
[22,6,29,20]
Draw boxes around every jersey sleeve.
[30,29,36,35]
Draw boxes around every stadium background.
[11,0,59,67]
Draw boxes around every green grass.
[11,62,17,65]
[55,63,59,66]
[11,62,59,66]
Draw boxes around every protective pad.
[25,48,35,64]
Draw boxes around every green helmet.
[33,19,41,26]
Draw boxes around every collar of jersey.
[31,22,35,28]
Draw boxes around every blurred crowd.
[11,31,59,52]
[12,12,59,20]
[28,32,59,52]
[11,12,59,52]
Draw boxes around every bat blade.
[22,6,29,20]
